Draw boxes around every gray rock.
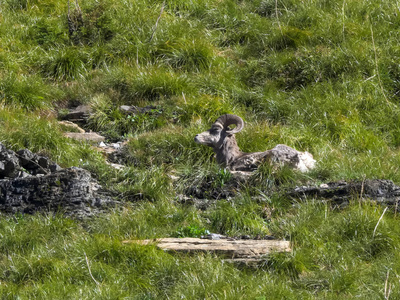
[38,156,49,169]
[16,149,54,175]
[16,149,35,167]
[16,171,30,178]
[63,132,105,143]
[0,144,20,178]
[0,143,116,217]
[287,179,400,209]
[120,105,158,115]
[49,163,62,173]
[61,105,92,123]
[201,233,226,240]
[107,162,125,170]
[0,167,115,217]
[106,143,133,166]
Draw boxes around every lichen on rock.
[0,143,116,217]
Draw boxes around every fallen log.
[123,238,291,261]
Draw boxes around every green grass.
[2,0,400,298]
[1,201,399,298]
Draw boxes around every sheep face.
[194,124,225,148]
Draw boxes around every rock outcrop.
[0,144,62,178]
[61,104,92,124]
[0,143,115,217]
[178,169,400,212]
[288,179,400,209]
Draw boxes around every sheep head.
[194,114,244,148]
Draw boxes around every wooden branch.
[123,238,291,260]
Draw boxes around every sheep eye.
[209,129,218,135]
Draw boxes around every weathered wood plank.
[123,238,291,259]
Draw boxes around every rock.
[230,170,252,181]
[63,132,105,143]
[93,141,132,168]
[107,162,125,170]
[96,141,125,155]
[16,149,35,167]
[262,235,276,240]
[16,149,57,175]
[176,194,216,211]
[111,143,121,149]
[180,174,400,213]
[0,160,20,179]
[287,179,400,208]
[0,143,116,217]
[226,144,315,173]
[61,105,92,123]
[38,156,49,169]
[120,105,159,115]
[49,163,62,173]
[16,171,30,178]
[201,233,227,240]
[0,144,21,178]
[105,142,132,165]
[268,144,316,173]
[0,167,115,218]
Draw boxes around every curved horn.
[215,114,244,134]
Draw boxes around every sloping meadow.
[1,0,400,298]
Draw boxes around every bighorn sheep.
[194,114,315,172]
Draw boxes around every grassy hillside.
[1,0,400,298]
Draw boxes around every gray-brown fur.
[194,115,316,172]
